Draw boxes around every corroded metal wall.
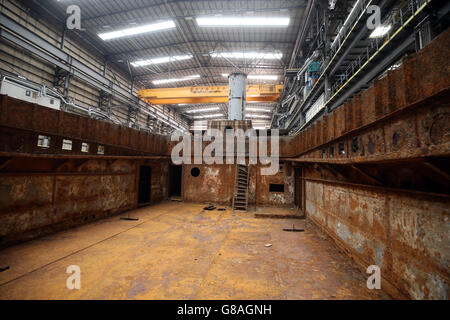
[292,29,450,299]
[0,158,169,247]
[182,164,235,205]
[281,28,450,162]
[0,95,170,157]
[0,93,171,247]
[303,168,448,299]
[182,163,295,207]
[252,162,294,207]
[0,23,448,300]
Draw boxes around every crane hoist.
[138,84,284,105]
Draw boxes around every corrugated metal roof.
[50,0,305,120]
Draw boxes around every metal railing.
[289,0,432,135]
[330,0,429,95]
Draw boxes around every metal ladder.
[232,164,249,212]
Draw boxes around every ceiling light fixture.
[98,20,176,41]
[185,107,221,113]
[131,55,193,67]
[213,52,282,60]
[193,114,225,119]
[245,114,271,119]
[222,74,278,80]
[152,75,200,85]
[369,25,392,38]
[196,16,290,27]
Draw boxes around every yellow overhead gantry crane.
[138,84,284,105]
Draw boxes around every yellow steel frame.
[138,84,284,104]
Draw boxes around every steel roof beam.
[109,40,294,59]
[82,0,305,24]
[0,13,188,132]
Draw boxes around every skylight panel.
[131,55,193,67]
[212,52,282,60]
[197,16,290,27]
[152,75,200,85]
[98,20,176,41]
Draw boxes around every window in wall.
[338,141,346,155]
[352,137,359,153]
[62,139,72,151]
[37,135,51,148]
[81,142,89,153]
[269,184,285,193]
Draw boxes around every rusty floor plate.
[0,202,390,300]
[253,206,305,220]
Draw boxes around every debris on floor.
[264,243,273,247]
[283,224,305,232]
[120,217,139,221]
[170,196,183,202]
[203,205,216,211]
[217,208,226,211]
[0,265,10,272]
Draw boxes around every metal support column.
[228,73,247,121]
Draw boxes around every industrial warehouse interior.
[0,0,448,304]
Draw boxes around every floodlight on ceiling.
[196,16,290,27]
[213,52,282,60]
[369,25,392,38]
[185,107,221,113]
[131,55,193,67]
[152,75,200,85]
[222,74,278,80]
[98,20,176,41]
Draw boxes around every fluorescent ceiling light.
[246,107,273,112]
[131,55,192,67]
[222,74,278,80]
[197,16,290,27]
[193,114,225,119]
[245,114,271,119]
[185,107,220,113]
[369,25,392,38]
[213,52,282,60]
[98,20,176,40]
[152,75,200,85]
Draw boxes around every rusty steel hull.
[284,28,450,300]
[0,158,169,247]
[0,27,448,300]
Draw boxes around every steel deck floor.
[0,202,390,299]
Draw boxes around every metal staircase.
[232,164,249,212]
